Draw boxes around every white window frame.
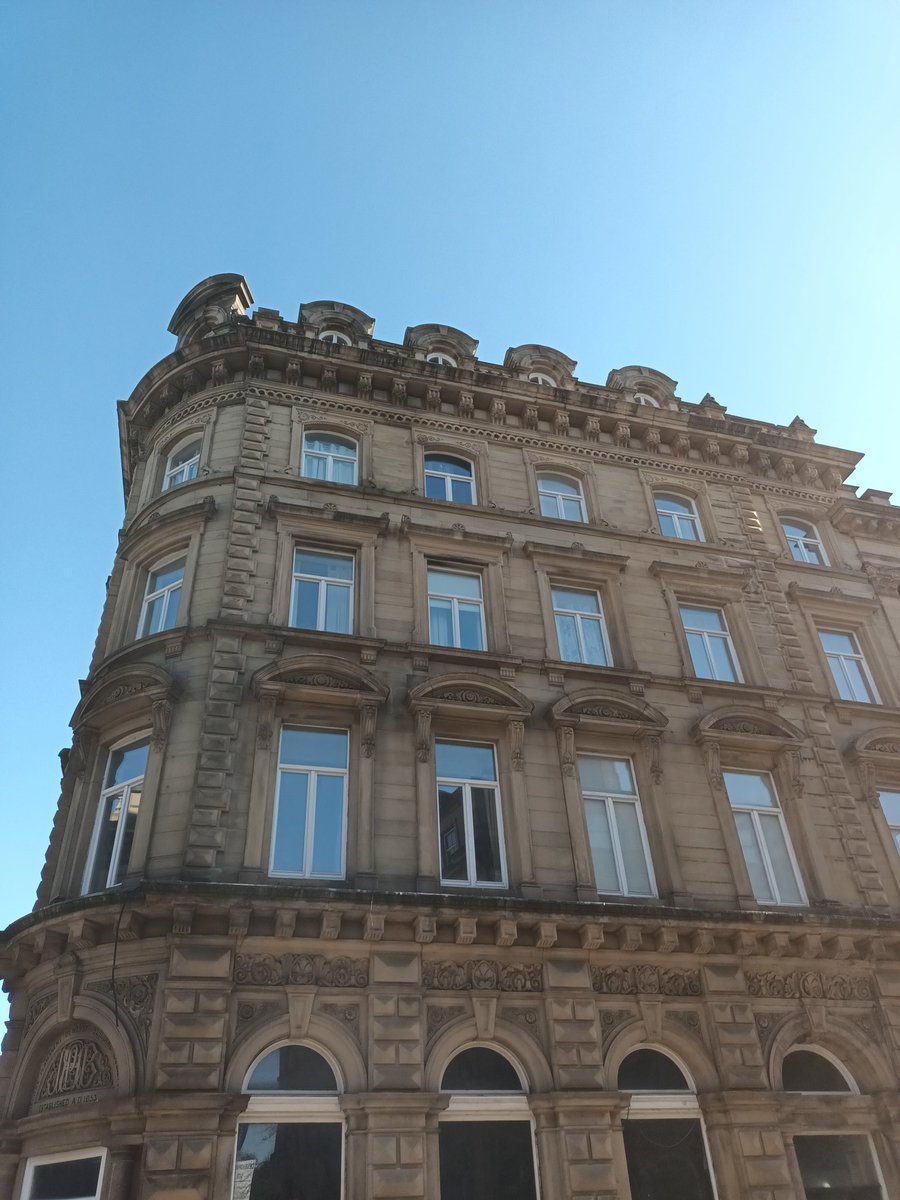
[162,436,201,491]
[427,567,486,651]
[818,628,880,703]
[81,738,149,895]
[21,1147,107,1200]
[552,587,612,666]
[528,371,556,387]
[782,517,828,565]
[318,329,351,346]
[537,473,587,523]
[301,431,359,485]
[436,742,507,888]
[878,790,900,854]
[235,1103,345,1200]
[655,492,704,542]
[137,555,185,639]
[269,726,349,880]
[290,548,355,634]
[792,1132,886,1200]
[633,392,660,407]
[579,755,657,897]
[724,769,807,906]
[426,351,457,367]
[424,454,476,505]
[679,605,743,682]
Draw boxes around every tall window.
[552,587,611,665]
[436,741,505,886]
[794,1135,884,1200]
[537,473,586,522]
[318,329,351,346]
[270,728,348,879]
[528,371,555,387]
[578,757,655,896]
[426,351,456,367]
[290,549,354,634]
[83,740,149,894]
[723,770,805,905]
[818,630,879,703]
[162,438,201,491]
[679,605,742,682]
[137,557,185,638]
[878,790,900,853]
[301,432,358,484]
[782,518,828,565]
[22,1150,106,1200]
[424,454,476,504]
[427,567,485,650]
[655,493,703,541]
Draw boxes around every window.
[578,756,655,896]
[436,741,505,886]
[794,1135,884,1200]
[270,728,348,879]
[137,557,185,638]
[290,549,354,634]
[427,567,485,650]
[680,605,742,682]
[528,371,555,387]
[162,438,201,491]
[247,1045,338,1093]
[537,473,586,522]
[426,351,457,367]
[634,392,660,407]
[818,630,880,703]
[441,1048,522,1091]
[655,493,704,541]
[618,1048,690,1092]
[318,329,351,346]
[723,770,805,905]
[782,1049,852,1092]
[878,790,900,852]
[22,1150,106,1200]
[424,454,476,504]
[552,587,611,665]
[783,518,828,565]
[83,740,149,894]
[301,432,358,484]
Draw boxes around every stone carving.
[34,1034,114,1110]
[591,966,702,996]
[279,673,356,690]
[509,720,525,771]
[234,954,369,988]
[422,960,543,993]
[731,444,750,467]
[425,386,442,412]
[391,379,407,405]
[599,1009,635,1045]
[426,1004,466,1041]
[285,361,302,385]
[210,359,228,386]
[644,428,661,453]
[504,1006,541,1042]
[361,703,377,758]
[575,704,636,720]
[799,462,820,487]
[86,974,157,1049]
[151,698,172,750]
[107,680,151,703]
[711,719,771,735]
[180,368,196,396]
[248,354,265,380]
[585,417,602,442]
[554,411,569,436]
[321,368,337,393]
[236,999,282,1027]
[613,421,631,448]
[524,405,539,430]
[821,467,842,491]
[869,741,900,754]
[415,708,433,762]
[357,373,372,398]
[431,688,504,706]
[458,392,474,419]
[672,434,691,459]
[745,971,873,1000]
[24,993,54,1037]
[319,1002,362,1044]
[776,457,796,480]
[668,1010,703,1040]
[490,398,506,425]
[755,452,772,475]
[703,439,720,463]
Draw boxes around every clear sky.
[1,1,899,960]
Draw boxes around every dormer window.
[528,371,556,387]
[782,518,828,565]
[318,329,351,346]
[634,392,660,407]
[426,352,457,368]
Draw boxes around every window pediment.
[72,663,178,731]
[551,689,667,734]
[693,706,803,750]
[407,673,532,719]
[253,655,388,707]
[852,726,900,758]
[404,323,479,363]
[504,344,576,383]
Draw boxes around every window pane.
[171,440,201,467]
[424,473,446,500]
[272,772,308,874]
[426,455,471,476]
[841,657,874,702]
[619,1049,691,1091]
[428,597,454,646]
[578,757,635,795]
[29,1157,103,1200]
[783,1050,851,1092]
[555,613,581,661]
[581,617,609,665]
[142,594,165,636]
[794,1134,881,1199]
[439,1122,537,1200]
[280,729,348,769]
[442,1047,522,1091]
[708,635,738,681]
[623,1120,715,1200]
[247,1045,337,1092]
[450,476,474,504]
[782,521,811,539]
[585,798,620,891]
[659,512,678,538]
[323,582,351,633]
[438,785,468,881]
[819,630,856,655]
[879,791,900,825]
[106,742,149,787]
[681,606,725,632]
[724,771,777,809]
[291,578,319,629]
[471,787,503,883]
[657,494,694,515]
[159,584,181,631]
[294,551,353,580]
[235,1122,342,1200]
[562,496,584,521]
[311,774,344,875]
[678,516,700,541]
[150,559,185,592]
[457,602,484,650]
[539,493,558,518]
[88,793,123,891]
[306,434,355,455]
[613,799,652,894]
[686,631,714,677]
[303,452,328,479]
[111,786,141,885]
[427,569,481,599]
[734,811,775,902]
[552,587,600,613]
[759,812,803,903]
[540,474,580,496]
[436,742,496,781]
[331,457,355,484]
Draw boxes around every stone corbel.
[151,698,173,751]
[256,694,277,750]
[508,720,525,771]
[70,727,99,777]
[361,703,378,759]
[415,707,433,763]
[557,724,576,777]
[702,738,723,788]
[783,748,804,798]
[638,731,663,784]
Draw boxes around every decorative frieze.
[422,959,543,992]
[591,965,702,996]
[745,970,873,1000]
[234,953,369,988]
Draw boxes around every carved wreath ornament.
[233,953,369,988]
[745,971,873,1000]
[422,959,543,992]
[591,965,702,996]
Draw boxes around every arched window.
[236,1044,342,1200]
[634,392,660,407]
[528,371,556,387]
[301,432,358,485]
[618,1048,691,1091]
[782,518,828,565]
[318,329,351,346]
[162,437,201,491]
[439,1047,537,1200]
[655,492,704,541]
[426,351,457,367]
[424,453,476,504]
[537,472,586,522]
[782,1048,853,1093]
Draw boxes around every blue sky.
[1,0,899,956]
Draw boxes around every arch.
[605,1021,720,1094]
[226,1015,367,1095]
[71,662,178,731]
[693,706,805,745]
[618,1047,692,1092]
[504,344,577,382]
[424,1018,553,1093]
[298,300,375,345]
[552,689,668,734]
[767,1012,891,1094]
[407,672,533,718]
[252,654,388,703]
[850,726,900,757]
[244,1041,341,1093]
[404,323,479,363]
[781,1046,855,1093]
[441,1045,524,1092]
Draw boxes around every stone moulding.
[233,952,369,987]
[422,959,543,992]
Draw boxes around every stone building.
[3,272,900,1199]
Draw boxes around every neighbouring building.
[3,273,900,1199]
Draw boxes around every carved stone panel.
[422,959,543,992]
[32,1027,115,1113]
[234,953,369,988]
[591,965,702,996]
[85,973,158,1049]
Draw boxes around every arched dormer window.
[318,329,351,346]
[426,351,457,368]
[782,1048,854,1093]
[782,517,828,565]
[634,391,660,407]
[162,437,201,491]
[655,492,704,541]
[537,472,586,522]
[528,371,556,387]
[424,453,476,505]
[301,432,358,485]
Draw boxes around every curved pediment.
[551,689,667,731]
[694,707,804,744]
[503,343,576,383]
[298,300,375,344]
[852,727,900,756]
[404,323,478,363]
[72,662,177,729]
[253,654,388,703]
[407,674,532,717]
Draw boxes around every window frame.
[21,1147,107,1200]
[161,434,202,492]
[435,740,507,888]
[318,329,351,346]
[578,754,657,898]
[269,725,350,881]
[426,351,457,368]
[780,1046,857,1094]
[781,516,829,566]
[723,768,807,907]
[527,371,556,387]
[818,627,881,704]
[551,585,613,666]
[633,391,660,407]
[301,430,359,486]
[679,604,744,683]
[427,565,487,652]
[654,491,705,542]
[536,471,588,523]
[81,736,151,895]
[136,554,186,640]
[789,1132,887,1200]
[290,547,356,636]
[423,452,477,506]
